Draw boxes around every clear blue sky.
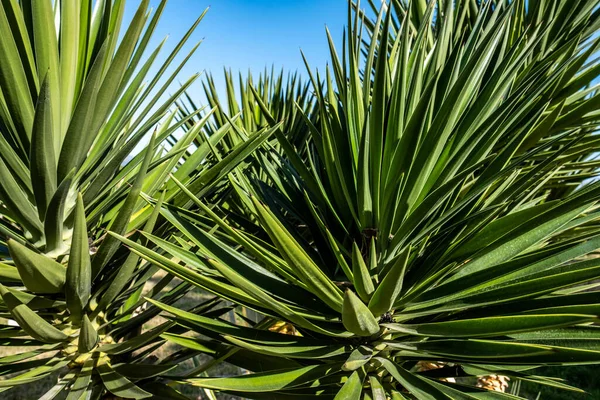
[123,0,348,104]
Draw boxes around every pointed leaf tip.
[352,242,374,302]
[369,246,410,316]
[78,315,99,353]
[7,239,65,294]
[0,284,68,343]
[342,289,380,337]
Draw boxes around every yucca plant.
[0,1,247,398]
[173,69,317,224]
[117,0,600,398]
[198,68,315,151]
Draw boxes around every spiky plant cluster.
[119,0,600,399]
[3,0,600,399]
[0,1,243,398]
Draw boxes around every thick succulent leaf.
[65,194,91,320]
[342,289,380,337]
[448,203,594,282]
[334,370,363,399]
[369,246,410,316]
[57,42,108,182]
[386,314,598,338]
[78,315,98,353]
[186,363,343,392]
[0,284,68,343]
[391,339,600,364]
[352,242,374,302]
[29,76,56,221]
[370,375,386,400]
[7,239,65,294]
[30,0,61,142]
[159,333,217,354]
[342,346,373,371]
[43,169,74,252]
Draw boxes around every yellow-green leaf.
[342,289,380,337]
[78,315,98,353]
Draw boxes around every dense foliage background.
[2,0,600,399]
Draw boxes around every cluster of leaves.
[0,0,277,398]
[3,0,600,399]
[120,0,600,399]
